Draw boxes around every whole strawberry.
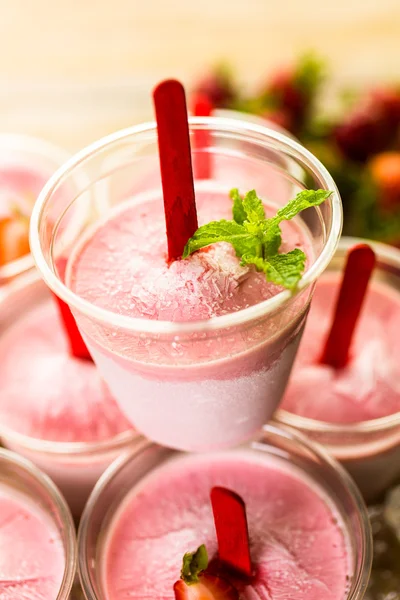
[194,65,236,109]
[333,88,400,163]
[173,545,238,600]
[258,53,325,134]
[371,87,400,129]
[333,101,393,163]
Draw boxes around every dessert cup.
[30,117,342,451]
[0,270,141,517]
[277,236,400,501]
[0,133,71,285]
[0,446,76,599]
[78,422,372,600]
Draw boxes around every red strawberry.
[371,87,400,129]
[267,69,306,122]
[333,103,393,163]
[0,215,30,266]
[258,54,325,134]
[174,574,238,600]
[195,67,236,108]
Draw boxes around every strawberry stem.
[210,486,252,578]
[320,244,376,369]
[153,80,198,262]
[53,293,92,361]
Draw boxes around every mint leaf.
[242,190,266,223]
[273,189,332,223]
[183,187,332,291]
[260,219,282,256]
[242,249,306,290]
[181,544,208,585]
[183,220,258,258]
[267,249,306,289]
[230,188,247,225]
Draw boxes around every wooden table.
[0,0,399,152]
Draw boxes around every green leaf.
[183,186,332,290]
[230,188,247,225]
[273,189,332,223]
[260,219,282,257]
[242,189,266,223]
[183,220,258,258]
[181,545,208,585]
[242,248,306,291]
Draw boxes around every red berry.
[371,87,400,129]
[334,103,393,162]
[174,574,239,600]
[195,71,235,108]
[369,151,400,210]
[267,69,307,120]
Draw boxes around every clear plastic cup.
[30,117,342,451]
[277,236,400,502]
[0,133,71,285]
[0,270,141,517]
[0,447,76,600]
[78,422,372,600]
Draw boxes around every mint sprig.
[180,544,208,585]
[183,188,333,290]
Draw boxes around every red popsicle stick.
[320,244,376,369]
[53,294,92,361]
[210,487,252,578]
[153,80,198,261]
[192,92,213,180]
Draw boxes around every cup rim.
[0,425,139,457]
[0,133,72,283]
[77,421,372,600]
[277,235,400,434]
[0,446,77,600]
[30,116,343,335]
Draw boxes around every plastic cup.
[78,422,372,600]
[0,270,141,517]
[277,236,400,501]
[0,133,71,285]
[30,117,342,451]
[0,447,76,600]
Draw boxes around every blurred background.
[1,0,399,149]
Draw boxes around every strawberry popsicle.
[67,186,316,451]
[279,238,400,500]
[0,448,76,600]
[30,114,342,453]
[0,272,138,516]
[78,426,371,600]
[0,486,65,599]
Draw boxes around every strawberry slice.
[174,574,238,600]
[0,216,30,266]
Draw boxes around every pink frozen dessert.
[101,450,352,600]
[0,279,136,515]
[67,186,317,451]
[280,263,400,500]
[0,484,65,599]
[282,273,400,422]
